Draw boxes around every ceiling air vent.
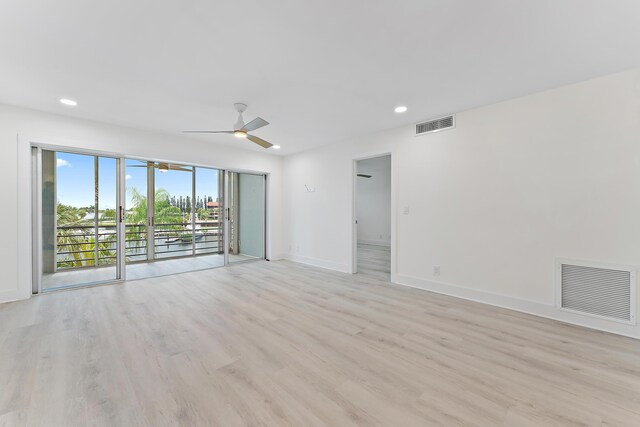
[556,259,636,324]
[415,115,455,136]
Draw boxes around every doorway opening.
[355,155,391,279]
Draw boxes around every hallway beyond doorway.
[357,243,390,280]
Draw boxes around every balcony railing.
[55,221,223,270]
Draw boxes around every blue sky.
[56,152,219,209]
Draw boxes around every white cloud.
[125,174,132,180]
[56,158,71,168]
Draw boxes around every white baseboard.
[357,239,391,247]
[392,273,639,340]
[267,253,287,261]
[285,254,351,274]
[0,288,30,304]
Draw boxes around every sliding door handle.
[119,206,124,223]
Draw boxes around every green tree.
[125,187,184,260]
[57,203,88,226]
[197,207,209,221]
[56,203,117,268]
[101,208,116,222]
[127,187,183,225]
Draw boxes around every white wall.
[0,103,284,303]
[357,156,391,246]
[284,70,640,338]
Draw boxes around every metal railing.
[55,221,222,270]
[153,221,222,259]
[56,225,117,269]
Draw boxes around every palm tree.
[56,203,90,268]
[126,187,185,259]
[127,187,183,224]
[55,203,120,268]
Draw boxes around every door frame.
[350,152,395,277]
[18,138,270,298]
[29,145,127,292]
[225,171,268,264]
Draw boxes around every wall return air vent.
[556,259,636,324]
[415,115,455,136]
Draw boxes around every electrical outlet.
[433,266,440,276]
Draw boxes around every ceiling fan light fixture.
[182,104,273,148]
[272,145,281,150]
[234,130,247,138]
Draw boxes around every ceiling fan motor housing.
[233,103,247,130]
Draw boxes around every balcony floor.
[42,253,257,290]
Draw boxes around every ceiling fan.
[182,103,273,149]
[129,161,191,172]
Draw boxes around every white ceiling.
[1,1,639,155]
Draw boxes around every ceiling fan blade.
[246,134,273,149]
[182,130,234,134]
[130,163,190,172]
[241,117,269,132]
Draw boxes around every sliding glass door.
[123,160,150,263]
[33,147,265,291]
[37,149,123,290]
[123,161,226,280]
[195,167,224,256]
[153,163,194,259]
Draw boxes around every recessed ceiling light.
[272,145,281,150]
[59,98,78,106]
[394,105,407,113]
[233,130,247,138]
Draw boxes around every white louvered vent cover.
[559,261,636,324]
[415,115,455,135]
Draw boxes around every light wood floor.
[357,244,390,280]
[1,260,640,426]
[42,253,256,290]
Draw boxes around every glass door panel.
[154,164,193,259]
[195,167,224,256]
[123,161,226,280]
[40,150,120,290]
[228,172,266,263]
[97,157,119,267]
[124,159,149,263]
